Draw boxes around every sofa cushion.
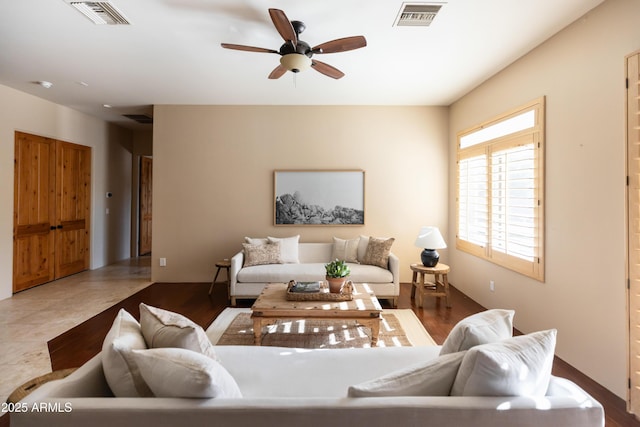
[101,309,152,397]
[268,235,300,263]
[361,237,395,268]
[347,263,394,283]
[243,242,282,267]
[213,345,443,398]
[132,348,242,398]
[451,329,557,397]
[440,309,515,355]
[237,262,393,284]
[331,237,360,263]
[347,351,465,397]
[238,263,324,283]
[139,303,218,360]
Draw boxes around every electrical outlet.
[490,280,495,292]
[159,258,167,267]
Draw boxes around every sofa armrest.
[230,251,244,293]
[388,252,400,289]
[21,354,112,399]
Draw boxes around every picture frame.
[274,170,365,225]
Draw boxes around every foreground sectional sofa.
[230,236,399,306]
[11,307,604,427]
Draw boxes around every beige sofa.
[12,346,603,427]
[11,308,604,427]
[230,239,399,306]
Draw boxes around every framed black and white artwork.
[274,170,365,225]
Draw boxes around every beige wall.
[449,0,639,399]
[151,105,449,283]
[0,84,134,301]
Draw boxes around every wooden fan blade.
[268,65,288,79]
[221,43,279,54]
[311,60,345,80]
[312,36,367,54]
[268,8,297,45]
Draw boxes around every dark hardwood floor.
[1,281,637,427]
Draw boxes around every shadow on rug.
[216,312,412,348]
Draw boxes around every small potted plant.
[325,259,351,293]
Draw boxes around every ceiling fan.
[221,8,367,80]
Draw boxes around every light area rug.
[207,308,436,349]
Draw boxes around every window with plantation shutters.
[456,98,544,281]
[458,153,488,247]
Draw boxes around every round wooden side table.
[209,259,231,301]
[410,263,451,308]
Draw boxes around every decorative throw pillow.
[101,309,152,397]
[331,237,360,263]
[244,236,268,245]
[131,348,242,398]
[451,329,557,397]
[356,235,370,262]
[361,237,395,268]
[356,235,392,262]
[242,242,281,267]
[267,235,300,263]
[439,309,515,355]
[348,351,466,397]
[139,303,218,361]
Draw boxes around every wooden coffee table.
[251,283,383,346]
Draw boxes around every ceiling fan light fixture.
[280,53,311,73]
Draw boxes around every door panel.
[55,141,91,279]
[13,132,56,292]
[13,133,91,292]
[139,156,152,256]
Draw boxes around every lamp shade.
[415,226,446,267]
[280,53,312,73]
[414,226,447,250]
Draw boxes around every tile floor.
[0,257,152,403]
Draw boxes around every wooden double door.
[13,132,91,293]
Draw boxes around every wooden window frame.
[456,97,545,281]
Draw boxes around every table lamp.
[414,226,446,267]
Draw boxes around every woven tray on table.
[285,280,353,301]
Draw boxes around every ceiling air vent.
[123,114,153,124]
[67,1,131,25]
[394,3,444,27]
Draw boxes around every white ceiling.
[0,0,604,129]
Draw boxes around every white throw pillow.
[101,309,152,397]
[348,351,466,397]
[131,348,242,398]
[331,237,360,263]
[267,235,300,263]
[357,235,370,262]
[440,309,515,355]
[139,303,218,361]
[451,329,557,397]
[244,236,268,245]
